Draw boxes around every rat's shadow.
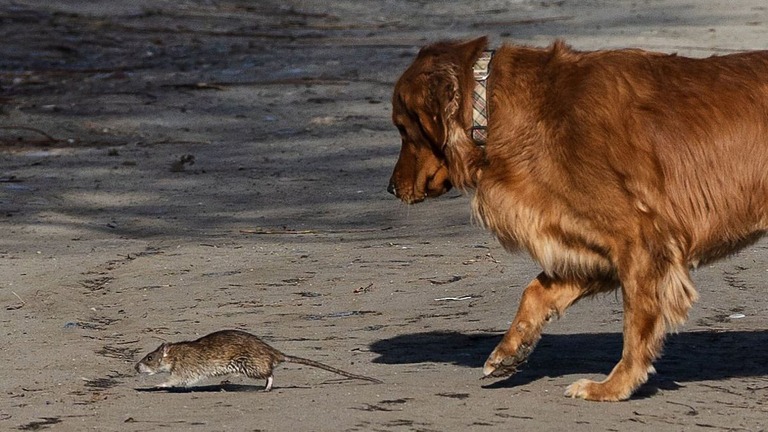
[370,330,768,395]
[135,383,264,393]
[134,382,321,393]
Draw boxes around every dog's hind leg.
[483,273,616,378]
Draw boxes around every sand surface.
[1,1,767,430]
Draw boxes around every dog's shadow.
[369,330,768,393]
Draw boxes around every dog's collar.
[470,50,494,145]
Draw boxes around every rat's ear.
[161,343,170,357]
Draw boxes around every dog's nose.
[387,182,396,196]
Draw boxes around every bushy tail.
[283,355,382,384]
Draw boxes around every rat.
[134,329,382,391]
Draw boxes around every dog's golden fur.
[388,37,768,401]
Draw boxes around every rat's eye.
[147,355,153,361]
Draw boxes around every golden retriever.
[388,37,768,401]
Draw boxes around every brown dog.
[388,37,768,401]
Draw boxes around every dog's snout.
[387,181,396,196]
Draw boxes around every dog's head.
[388,37,488,204]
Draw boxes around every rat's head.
[135,343,172,375]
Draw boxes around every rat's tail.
[283,355,382,384]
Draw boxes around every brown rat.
[135,329,382,391]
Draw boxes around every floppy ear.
[423,37,488,147]
[458,36,490,65]
[434,37,488,190]
[418,64,461,147]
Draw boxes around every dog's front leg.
[483,273,613,378]
[564,255,692,401]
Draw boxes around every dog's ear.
[459,36,489,65]
[433,37,487,190]
[422,37,489,146]
[417,64,461,146]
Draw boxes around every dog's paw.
[564,379,594,399]
[564,378,629,402]
[482,341,536,378]
[482,356,519,378]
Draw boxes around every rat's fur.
[135,330,382,391]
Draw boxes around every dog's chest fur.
[471,179,616,280]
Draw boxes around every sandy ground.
[1,1,768,430]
